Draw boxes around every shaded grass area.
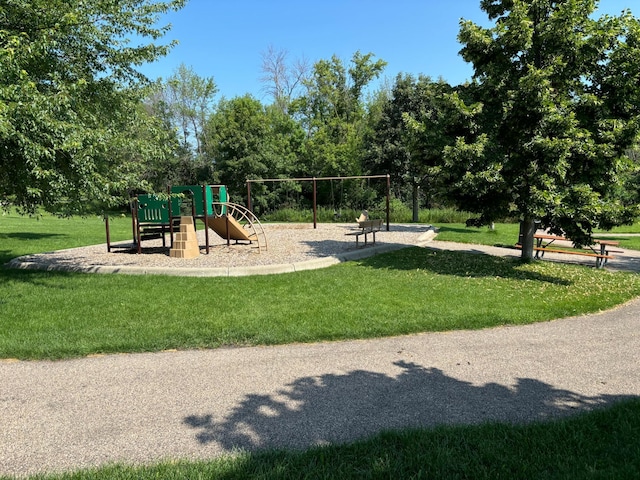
[12,398,640,479]
[434,223,520,247]
[2,246,640,360]
[0,213,132,264]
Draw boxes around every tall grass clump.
[418,207,471,223]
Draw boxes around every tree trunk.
[519,217,537,261]
[412,183,419,223]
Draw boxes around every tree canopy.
[4,0,639,240]
[364,74,480,220]
[0,0,184,214]
[446,0,640,257]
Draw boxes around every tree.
[293,51,387,179]
[152,64,218,156]
[260,45,309,115]
[364,74,480,221]
[144,64,218,187]
[205,96,304,206]
[0,0,185,214]
[448,0,640,259]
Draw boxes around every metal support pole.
[386,174,391,231]
[130,199,136,245]
[313,177,317,229]
[134,200,142,254]
[202,184,210,254]
[104,215,111,253]
[167,185,174,248]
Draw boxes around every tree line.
[2,0,640,258]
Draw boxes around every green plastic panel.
[136,195,170,223]
[170,185,213,216]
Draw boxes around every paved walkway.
[2,240,640,477]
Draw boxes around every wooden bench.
[346,219,383,247]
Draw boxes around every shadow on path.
[184,360,634,453]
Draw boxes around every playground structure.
[104,185,267,255]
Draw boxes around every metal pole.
[104,215,111,253]
[247,181,252,211]
[202,184,210,254]
[130,199,136,245]
[313,177,317,229]
[167,185,174,248]
[386,174,391,231]
[134,199,142,254]
[225,215,231,246]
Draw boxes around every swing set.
[246,174,391,230]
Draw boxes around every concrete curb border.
[5,227,440,277]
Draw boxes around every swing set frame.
[246,174,391,230]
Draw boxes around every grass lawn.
[2,215,640,360]
[2,213,640,479]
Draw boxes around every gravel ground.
[7,223,435,274]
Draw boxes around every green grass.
[8,398,640,479]
[2,214,640,360]
[5,247,640,360]
[434,222,520,246]
[600,221,640,233]
[593,234,640,250]
[0,212,132,263]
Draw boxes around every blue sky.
[139,0,636,101]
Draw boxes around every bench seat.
[347,219,383,247]
[516,244,614,268]
[533,247,613,259]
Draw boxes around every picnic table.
[532,233,620,268]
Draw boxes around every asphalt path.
[2,242,640,477]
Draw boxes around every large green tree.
[364,74,480,221]
[205,96,305,207]
[0,0,184,214]
[293,51,387,179]
[152,63,218,156]
[448,0,640,258]
[145,64,218,188]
